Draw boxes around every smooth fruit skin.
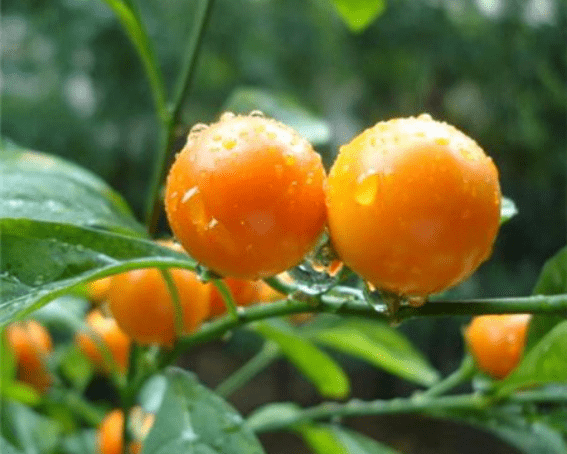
[465,314,531,379]
[326,114,501,296]
[98,410,123,454]
[165,113,327,280]
[76,310,131,373]
[87,277,113,303]
[6,320,53,393]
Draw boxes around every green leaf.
[500,197,518,225]
[310,319,439,387]
[254,322,350,399]
[0,219,196,326]
[526,245,567,350]
[298,424,400,454]
[1,382,42,407]
[0,438,24,454]
[59,345,95,393]
[1,401,62,454]
[0,139,144,236]
[60,429,97,454]
[329,0,386,33]
[142,368,265,454]
[246,403,302,434]
[223,87,331,146]
[497,320,567,397]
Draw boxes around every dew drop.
[223,139,237,150]
[249,110,265,117]
[418,113,433,121]
[170,191,178,199]
[355,173,378,206]
[220,112,235,121]
[182,186,199,203]
[207,218,219,229]
[190,123,209,134]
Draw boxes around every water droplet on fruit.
[170,191,178,198]
[418,113,433,121]
[223,139,237,150]
[284,154,296,166]
[220,112,235,121]
[182,186,199,203]
[207,218,219,229]
[355,173,378,206]
[249,110,265,117]
[190,123,209,134]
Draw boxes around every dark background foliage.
[2,0,565,451]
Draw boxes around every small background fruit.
[165,113,327,280]
[325,114,501,297]
[6,320,53,393]
[76,309,131,373]
[465,314,531,379]
[107,241,211,345]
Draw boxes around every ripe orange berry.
[165,112,327,280]
[209,277,263,318]
[5,320,53,393]
[464,314,531,379]
[326,114,501,297]
[87,277,113,304]
[98,410,124,454]
[76,310,131,373]
[107,241,211,345]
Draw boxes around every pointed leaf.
[497,320,567,397]
[142,368,265,454]
[1,139,144,236]
[310,319,439,386]
[254,322,350,399]
[329,0,386,33]
[0,219,196,326]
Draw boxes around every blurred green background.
[2,0,566,451]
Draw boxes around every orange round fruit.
[325,114,501,297]
[464,314,531,379]
[98,410,123,454]
[6,320,53,393]
[107,241,211,345]
[76,310,131,373]
[209,277,263,318]
[87,277,113,303]
[165,112,327,280]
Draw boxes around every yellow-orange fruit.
[76,310,131,373]
[326,114,501,296]
[87,277,113,303]
[98,410,123,454]
[5,320,53,393]
[165,113,327,280]
[107,241,211,346]
[465,314,531,379]
[208,278,264,318]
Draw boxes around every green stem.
[247,394,489,434]
[417,354,476,398]
[215,341,280,398]
[264,276,296,296]
[212,279,238,319]
[160,269,184,336]
[145,0,216,232]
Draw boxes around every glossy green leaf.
[298,424,400,454]
[245,402,301,434]
[142,367,265,454]
[254,322,350,399]
[0,219,196,326]
[526,246,567,350]
[500,197,518,225]
[310,319,439,386]
[497,320,567,397]
[329,0,386,33]
[0,139,144,236]
[224,87,331,145]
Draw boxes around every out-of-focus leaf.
[329,0,386,33]
[0,438,24,454]
[223,87,331,146]
[0,139,144,236]
[1,401,62,454]
[254,322,350,399]
[142,367,265,454]
[527,246,567,350]
[496,321,567,397]
[138,374,168,413]
[1,383,42,407]
[298,424,401,454]
[310,319,439,386]
[60,429,97,454]
[500,197,518,225]
[59,345,95,393]
[245,402,302,434]
[0,219,196,326]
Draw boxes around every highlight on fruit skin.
[165,112,327,280]
[107,240,211,346]
[325,113,502,297]
[5,320,53,393]
[464,314,531,379]
[76,309,131,373]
